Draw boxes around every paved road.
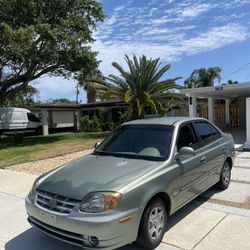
[1,152,250,250]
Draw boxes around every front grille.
[35,189,79,214]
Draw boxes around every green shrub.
[81,116,102,132]
[118,110,132,124]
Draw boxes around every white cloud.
[179,3,212,18]
[93,23,249,76]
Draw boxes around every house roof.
[180,82,250,98]
[27,100,128,110]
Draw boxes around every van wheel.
[135,198,166,249]
[216,161,231,190]
[36,126,42,135]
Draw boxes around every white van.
[0,107,42,135]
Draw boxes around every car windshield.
[94,124,173,161]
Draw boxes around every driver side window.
[177,124,199,151]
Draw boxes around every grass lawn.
[0,132,108,168]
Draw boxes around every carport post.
[208,97,214,123]
[188,94,197,117]
[247,98,250,142]
[41,109,49,136]
[244,97,250,150]
[225,99,230,125]
[74,109,81,131]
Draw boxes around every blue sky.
[36,0,250,102]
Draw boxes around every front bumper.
[25,195,139,249]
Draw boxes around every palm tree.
[93,55,182,119]
[184,67,222,88]
[77,70,104,103]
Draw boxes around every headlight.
[79,192,121,213]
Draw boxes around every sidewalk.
[0,152,250,250]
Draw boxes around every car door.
[173,122,204,209]
[193,121,225,189]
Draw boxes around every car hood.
[37,154,161,200]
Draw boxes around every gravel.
[7,149,93,175]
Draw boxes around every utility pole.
[76,83,80,104]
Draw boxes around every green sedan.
[25,117,235,249]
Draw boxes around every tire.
[135,198,167,249]
[216,161,231,190]
[36,126,43,135]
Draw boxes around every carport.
[181,82,250,150]
[28,104,81,135]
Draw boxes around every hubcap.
[148,206,164,241]
[222,164,230,185]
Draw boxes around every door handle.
[200,156,206,163]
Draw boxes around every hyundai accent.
[25,117,235,249]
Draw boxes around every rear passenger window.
[194,122,221,147]
[209,124,221,141]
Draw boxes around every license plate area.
[39,210,57,225]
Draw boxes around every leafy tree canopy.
[3,85,40,106]
[49,98,75,104]
[0,0,104,103]
[227,79,238,85]
[184,67,222,88]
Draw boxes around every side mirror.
[175,147,195,161]
[94,142,100,149]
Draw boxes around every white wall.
[52,111,74,128]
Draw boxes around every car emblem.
[47,199,57,209]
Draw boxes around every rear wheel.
[135,198,167,249]
[216,161,231,190]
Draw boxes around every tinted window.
[194,122,220,147]
[95,125,173,161]
[177,124,199,151]
[27,113,41,122]
[209,124,221,140]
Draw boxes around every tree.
[0,0,104,104]
[93,55,182,119]
[49,98,74,104]
[227,80,238,85]
[77,69,104,103]
[184,67,222,88]
[3,85,40,107]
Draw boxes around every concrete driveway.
[1,152,250,250]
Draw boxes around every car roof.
[124,117,207,126]
[0,107,30,113]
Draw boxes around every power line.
[245,70,250,82]
[221,62,250,80]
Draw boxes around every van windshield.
[94,124,173,161]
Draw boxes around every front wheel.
[216,161,231,190]
[135,198,167,249]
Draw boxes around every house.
[28,100,128,135]
[180,82,250,150]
